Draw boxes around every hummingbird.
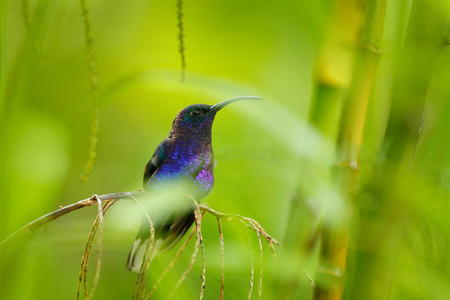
[127,96,261,272]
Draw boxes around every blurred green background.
[1,0,450,299]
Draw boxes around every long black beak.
[210,96,262,113]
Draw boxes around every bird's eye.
[191,109,201,117]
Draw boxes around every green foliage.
[1,0,450,299]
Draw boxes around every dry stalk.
[242,224,254,300]
[146,226,197,299]
[303,269,316,289]
[79,0,100,182]
[77,215,98,299]
[166,220,201,299]
[198,204,280,248]
[197,203,279,300]
[90,197,107,297]
[255,229,263,300]
[217,218,225,300]
[0,191,142,246]
[165,201,208,300]
[195,207,206,300]
[131,196,156,300]
[176,0,186,81]
[2,191,280,300]
[76,197,114,300]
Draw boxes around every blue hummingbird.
[127,96,261,272]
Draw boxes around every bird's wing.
[158,203,195,252]
[143,139,169,185]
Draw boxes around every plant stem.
[314,0,387,299]
[350,1,449,299]
[305,1,367,279]
[176,0,186,82]
[0,0,7,122]
[0,191,142,246]
[79,0,100,182]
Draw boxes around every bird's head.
[170,96,262,137]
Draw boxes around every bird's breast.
[150,144,215,200]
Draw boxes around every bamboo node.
[335,160,359,171]
[317,267,343,278]
[358,43,383,55]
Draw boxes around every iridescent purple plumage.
[148,103,217,199]
[127,97,261,272]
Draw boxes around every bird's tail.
[127,209,195,272]
[126,238,162,272]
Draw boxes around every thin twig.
[164,196,206,299]
[242,224,254,300]
[176,0,186,81]
[76,198,114,300]
[255,230,263,300]
[195,208,206,300]
[217,218,225,300]
[2,191,279,300]
[80,214,99,299]
[131,196,156,300]
[167,224,201,299]
[1,191,143,246]
[79,0,100,182]
[146,226,197,299]
[89,197,107,298]
[2,191,281,252]
[302,269,316,289]
[77,219,96,299]
[198,204,280,248]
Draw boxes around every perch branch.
[198,203,280,248]
[1,191,279,253]
[1,191,144,246]
[2,190,280,300]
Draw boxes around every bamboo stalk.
[0,0,8,121]
[349,1,449,299]
[337,0,386,168]
[304,2,367,275]
[383,2,449,163]
[281,0,368,297]
[313,0,387,299]
[0,0,7,248]
[309,0,366,140]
